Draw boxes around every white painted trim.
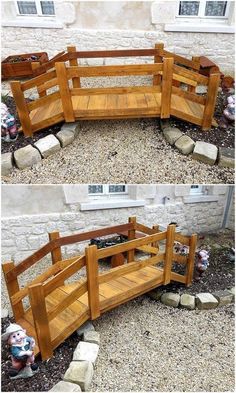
[183,195,219,204]
[1,18,63,28]
[80,199,146,211]
[165,23,235,33]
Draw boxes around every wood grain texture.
[48,232,62,265]
[55,62,75,122]
[161,57,174,118]
[186,233,198,286]
[163,225,176,284]
[67,46,81,88]
[10,81,33,137]
[85,245,100,320]
[202,73,221,131]
[127,216,136,262]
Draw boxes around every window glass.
[40,1,55,15]
[205,1,227,16]
[17,1,37,14]
[88,185,103,194]
[109,185,126,193]
[179,1,200,15]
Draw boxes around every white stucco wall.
[1,1,235,74]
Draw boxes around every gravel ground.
[2,77,234,184]
[91,297,234,392]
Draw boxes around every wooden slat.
[27,91,61,111]
[163,50,200,70]
[71,85,161,96]
[69,48,157,59]
[98,253,165,284]
[21,70,57,91]
[37,78,58,94]
[161,57,173,118]
[174,233,190,246]
[55,62,75,122]
[170,271,186,284]
[32,112,65,132]
[186,233,198,286]
[202,73,220,131]
[173,64,209,85]
[127,216,136,263]
[32,52,69,76]
[163,225,175,284]
[172,86,206,105]
[136,222,157,235]
[67,63,162,78]
[31,62,46,97]
[136,245,159,254]
[48,232,62,264]
[153,43,164,85]
[68,46,81,88]
[172,254,188,264]
[2,262,24,321]
[10,81,33,137]
[85,245,100,320]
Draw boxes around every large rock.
[34,135,61,158]
[50,381,82,391]
[192,141,218,165]
[73,341,99,364]
[196,293,218,309]
[213,290,233,306]
[56,129,75,147]
[1,152,13,175]
[14,145,41,169]
[175,135,195,155]
[61,122,80,137]
[76,321,95,336]
[64,361,93,392]
[83,331,100,345]
[161,292,180,307]
[163,127,183,146]
[218,147,235,168]
[180,293,195,310]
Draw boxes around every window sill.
[2,18,63,29]
[80,199,145,211]
[164,23,234,33]
[183,195,219,204]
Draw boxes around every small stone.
[56,130,75,147]
[76,321,95,336]
[50,381,82,391]
[228,287,235,302]
[163,127,183,145]
[192,141,218,165]
[218,147,235,168]
[83,331,100,345]
[213,290,233,306]
[196,293,218,309]
[34,135,61,158]
[175,135,195,155]
[64,361,93,392]
[161,292,180,307]
[1,153,13,175]
[14,145,41,169]
[1,308,9,318]
[147,289,163,301]
[180,294,195,310]
[61,122,81,137]
[73,341,99,364]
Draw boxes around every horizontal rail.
[69,49,157,59]
[37,78,59,94]
[172,86,206,105]
[70,85,161,96]
[98,253,165,284]
[172,253,188,264]
[162,49,200,70]
[32,113,65,132]
[173,64,209,85]
[170,271,186,284]
[136,245,159,254]
[66,63,163,78]
[21,70,57,91]
[43,255,86,297]
[97,231,167,259]
[136,222,159,235]
[27,91,61,111]
[174,233,190,246]
[47,279,87,322]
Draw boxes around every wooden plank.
[136,222,157,235]
[32,52,68,77]
[171,106,203,126]
[71,86,161,96]
[172,254,188,264]
[170,271,186,284]
[48,232,62,265]
[32,112,65,132]
[85,245,100,320]
[55,62,75,122]
[67,46,81,88]
[186,233,198,286]
[37,78,58,94]
[31,62,46,97]
[174,233,190,246]
[153,43,164,85]
[163,225,175,285]
[173,64,209,85]
[136,245,159,255]
[10,81,33,137]
[72,95,90,111]
[2,261,24,321]
[202,73,220,131]
[28,283,53,360]
[98,253,165,284]
[67,63,162,78]
[69,48,157,59]
[163,50,200,70]
[171,86,206,105]
[21,70,57,91]
[27,91,61,111]
[135,93,148,109]
[145,93,160,109]
[161,57,174,118]
[127,217,136,263]
[111,253,126,268]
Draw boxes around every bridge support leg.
[153,42,164,85]
[127,216,136,262]
[202,72,221,131]
[49,231,62,264]
[10,81,33,137]
[163,224,176,285]
[161,57,174,119]
[186,233,198,286]
[85,245,100,320]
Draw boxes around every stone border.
[160,120,235,168]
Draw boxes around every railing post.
[163,224,176,285]
[28,283,53,360]
[161,57,174,119]
[186,233,198,286]
[55,62,75,122]
[31,62,46,97]
[127,216,136,262]
[151,225,159,249]
[67,46,81,88]
[48,231,62,264]
[153,42,164,85]
[187,56,200,93]
[85,245,100,320]
[2,261,24,321]
[202,72,220,131]
[10,81,33,137]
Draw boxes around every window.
[16,1,55,16]
[190,185,204,195]
[88,185,127,196]
[177,1,229,20]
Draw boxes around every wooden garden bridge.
[2,219,197,360]
[10,43,220,137]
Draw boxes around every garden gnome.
[195,249,209,281]
[2,323,38,379]
[1,102,18,142]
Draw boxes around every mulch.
[1,230,234,391]
[1,88,234,154]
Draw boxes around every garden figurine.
[195,249,210,281]
[2,323,38,379]
[174,242,189,255]
[1,102,18,142]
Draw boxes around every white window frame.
[88,185,128,197]
[190,185,204,195]
[15,0,55,17]
[177,1,230,22]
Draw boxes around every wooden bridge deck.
[18,265,164,357]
